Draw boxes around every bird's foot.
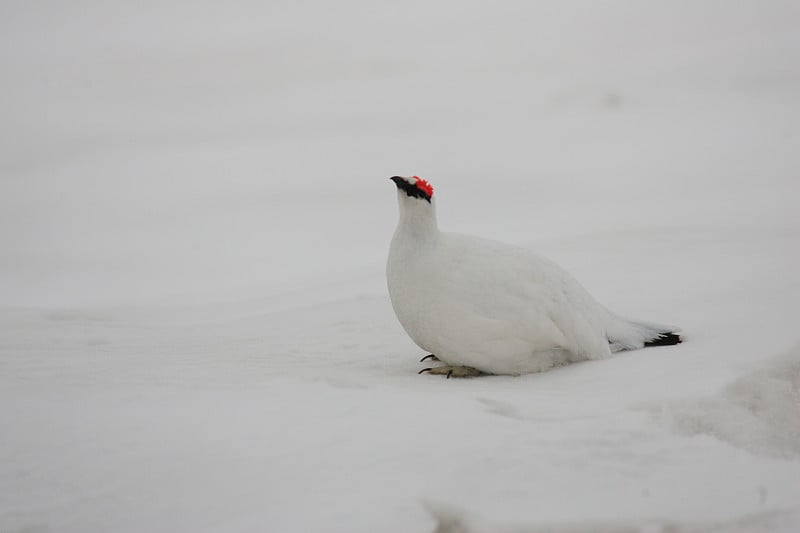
[419,354,439,363]
[418,365,485,379]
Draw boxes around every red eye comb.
[412,176,434,197]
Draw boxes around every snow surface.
[2,1,800,532]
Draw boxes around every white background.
[2,1,799,531]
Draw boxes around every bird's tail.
[605,313,682,352]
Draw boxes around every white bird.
[386,175,681,377]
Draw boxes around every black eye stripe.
[390,176,432,203]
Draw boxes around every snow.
[1,1,799,532]
[654,347,800,461]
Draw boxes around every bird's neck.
[394,196,440,245]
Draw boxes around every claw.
[419,365,484,378]
[420,354,438,362]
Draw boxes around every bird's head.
[390,175,435,204]
[389,175,438,234]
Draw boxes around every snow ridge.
[654,345,800,459]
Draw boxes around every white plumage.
[386,175,681,376]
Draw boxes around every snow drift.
[654,346,800,459]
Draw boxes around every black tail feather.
[644,332,682,347]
